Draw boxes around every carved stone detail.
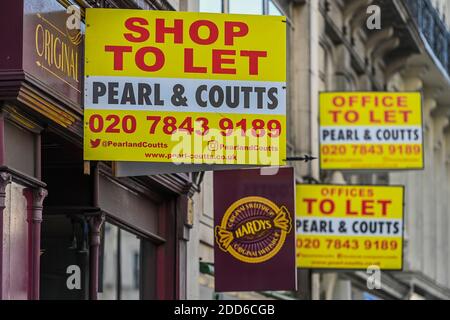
[88,213,105,247]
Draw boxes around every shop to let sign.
[84,9,286,166]
[214,168,296,292]
[296,184,404,270]
[319,92,423,170]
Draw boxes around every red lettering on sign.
[189,20,219,45]
[346,200,358,215]
[378,200,392,216]
[155,18,183,44]
[241,50,267,75]
[184,48,207,73]
[124,17,150,42]
[224,21,249,45]
[135,47,165,72]
[212,50,236,74]
[104,45,132,70]
[361,200,375,215]
[303,199,317,214]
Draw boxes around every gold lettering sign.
[23,1,83,105]
[34,14,79,86]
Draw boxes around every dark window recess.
[133,252,140,290]
[40,216,89,300]
[98,221,156,300]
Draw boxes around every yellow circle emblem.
[215,196,292,264]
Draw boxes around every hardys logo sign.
[215,196,292,264]
[213,168,296,292]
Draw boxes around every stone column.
[421,90,439,280]
[291,0,321,299]
[400,75,425,271]
[186,192,201,300]
[445,125,450,288]
[27,187,48,300]
[88,213,105,300]
[392,72,425,272]
[431,106,449,286]
[290,2,312,177]
[0,172,11,299]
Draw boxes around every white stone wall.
[2,182,30,300]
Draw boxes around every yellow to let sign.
[296,184,404,270]
[319,92,423,170]
[84,9,286,165]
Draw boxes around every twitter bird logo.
[90,139,101,148]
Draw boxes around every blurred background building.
[187,0,450,300]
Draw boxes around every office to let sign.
[84,9,286,166]
[319,92,423,170]
[296,184,404,270]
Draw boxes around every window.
[99,223,118,300]
[119,228,140,300]
[199,0,285,16]
[133,252,140,290]
[268,0,282,16]
[229,0,263,15]
[99,222,156,300]
[199,0,222,13]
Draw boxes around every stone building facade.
[187,0,450,300]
